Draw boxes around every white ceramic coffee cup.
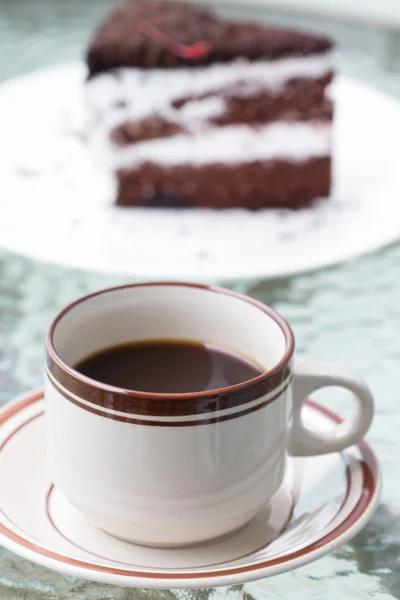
[45,282,374,547]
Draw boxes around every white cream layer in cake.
[108,122,331,168]
[85,51,334,132]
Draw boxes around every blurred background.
[1,1,400,598]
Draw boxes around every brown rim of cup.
[45,282,295,417]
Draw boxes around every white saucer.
[0,63,399,281]
[0,391,380,589]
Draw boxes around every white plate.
[0,63,399,281]
[0,391,380,589]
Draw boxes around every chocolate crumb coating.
[87,0,333,77]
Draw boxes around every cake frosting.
[105,122,331,168]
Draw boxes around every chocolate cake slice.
[85,0,334,209]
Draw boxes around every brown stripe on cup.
[45,282,295,418]
[46,371,293,426]
[46,359,293,418]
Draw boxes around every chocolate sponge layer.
[116,157,331,209]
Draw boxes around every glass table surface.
[0,1,399,598]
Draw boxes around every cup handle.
[288,359,374,457]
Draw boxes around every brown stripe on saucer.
[44,483,293,569]
[0,390,44,424]
[45,485,139,568]
[0,391,380,582]
[48,373,292,426]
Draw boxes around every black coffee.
[74,340,263,393]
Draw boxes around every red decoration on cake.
[136,19,211,60]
